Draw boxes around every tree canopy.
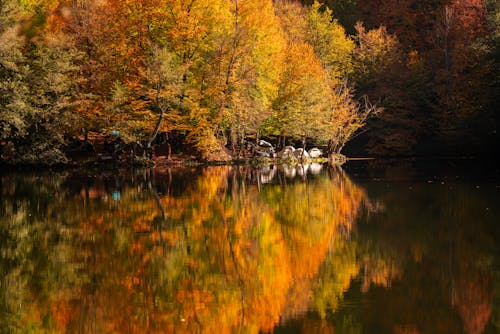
[0,0,497,164]
[0,0,387,164]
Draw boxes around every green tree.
[0,1,30,148]
[1,2,81,164]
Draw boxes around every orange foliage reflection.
[1,166,365,333]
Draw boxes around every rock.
[255,150,271,158]
[293,148,310,159]
[308,147,323,158]
[254,140,275,157]
[278,146,295,158]
[258,140,273,148]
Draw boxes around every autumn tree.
[62,0,117,133]
[431,0,498,153]
[305,1,354,80]
[305,2,382,156]
[93,0,232,160]
[0,1,81,164]
[339,0,498,156]
[271,1,330,151]
[271,42,331,150]
[203,0,285,157]
[0,1,29,150]
[0,0,401,163]
[269,1,378,158]
[349,22,424,156]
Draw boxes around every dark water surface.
[1,160,499,333]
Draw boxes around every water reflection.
[342,161,500,334]
[0,164,499,333]
[255,163,323,185]
[0,166,363,333]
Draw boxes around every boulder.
[258,140,273,148]
[293,148,310,159]
[283,164,296,178]
[254,140,275,157]
[278,146,295,158]
[308,147,323,158]
[297,164,309,177]
[255,150,271,158]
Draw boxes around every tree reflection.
[1,165,498,333]
[0,166,365,333]
[350,173,499,334]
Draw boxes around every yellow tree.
[158,0,235,160]
[80,0,229,158]
[273,42,331,150]
[304,1,382,157]
[270,0,373,157]
[197,0,285,157]
[305,1,354,80]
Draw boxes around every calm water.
[0,160,499,333]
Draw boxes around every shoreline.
[3,154,493,172]
[0,154,341,171]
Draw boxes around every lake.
[1,160,499,333]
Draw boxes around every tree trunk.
[147,108,164,149]
[327,139,333,155]
[166,142,172,160]
[301,137,306,159]
[280,135,286,151]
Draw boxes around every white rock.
[293,148,310,158]
[258,140,273,148]
[308,147,323,158]
[278,146,295,158]
[309,163,323,175]
[297,164,309,177]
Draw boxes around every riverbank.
[0,152,346,172]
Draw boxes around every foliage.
[0,2,81,164]
[345,0,498,156]
[305,1,354,79]
[1,0,496,162]
[1,0,386,163]
[267,0,374,154]
[272,42,331,143]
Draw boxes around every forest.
[0,0,498,165]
